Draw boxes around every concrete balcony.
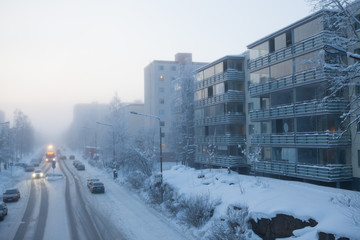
[251,132,351,147]
[250,99,348,121]
[249,31,329,71]
[252,160,353,182]
[195,135,246,145]
[195,113,246,126]
[195,153,247,167]
[194,91,245,108]
[195,69,244,90]
[249,68,329,97]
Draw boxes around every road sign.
[52,160,56,169]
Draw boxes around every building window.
[171,66,176,71]
[286,30,292,47]
[172,77,176,81]
[159,99,164,104]
[261,123,267,133]
[159,65,164,70]
[356,84,360,96]
[159,75,164,81]
[355,14,360,30]
[269,38,275,53]
[208,86,213,98]
[159,109,164,115]
[159,87,164,93]
[248,102,254,113]
[160,121,165,126]
[357,122,360,132]
[358,150,360,167]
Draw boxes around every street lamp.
[96,121,115,165]
[130,111,163,184]
[324,44,360,60]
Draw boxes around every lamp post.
[324,44,360,60]
[96,122,115,165]
[130,111,163,184]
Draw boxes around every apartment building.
[144,53,205,161]
[193,55,247,169]
[247,10,359,188]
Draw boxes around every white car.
[32,169,44,178]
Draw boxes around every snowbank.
[163,165,360,239]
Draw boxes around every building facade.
[247,10,357,187]
[193,55,247,169]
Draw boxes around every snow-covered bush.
[207,205,250,240]
[145,176,164,204]
[180,194,219,228]
[125,170,147,189]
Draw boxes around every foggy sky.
[0,0,313,139]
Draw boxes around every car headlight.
[40,173,43,177]
[32,173,36,178]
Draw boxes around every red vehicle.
[3,188,20,202]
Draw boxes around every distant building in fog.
[144,53,206,161]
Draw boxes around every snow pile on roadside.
[163,165,360,239]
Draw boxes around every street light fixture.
[130,111,163,184]
[96,121,115,165]
[324,44,360,60]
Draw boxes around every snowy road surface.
[0,155,193,240]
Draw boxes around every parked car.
[87,178,100,188]
[0,203,8,221]
[60,155,67,160]
[76,164,85,170]
[32,169,44,179]
[69,155,75,160]
[3,188,20,202]
[90,182,105,193]
[73,160,81,167]
[30,158,40,167]
[25,165,35,172]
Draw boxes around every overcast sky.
[0,0,314,139]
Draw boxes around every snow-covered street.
[0,151,195,240]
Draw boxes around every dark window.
[160,121,165,127]
[355,14,360,30]
[159,65,164,70]
[358,150,360,167]
[357,122,360,132]
[356,84,360,96]
[208,86,213,98]
[159,99,164,104]
[286,30,292,47]
[205,126,209,136]
[269,38,275,53]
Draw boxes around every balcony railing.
[250,99,349,121]
[248,68,336,97]
[195,113,246,126]
[195,153,247,167]
[195,135,246,145]
[194,91,245,108]
[252,160,353,182]
[195,69,244,90]
[249,31,330,71]
[251,132,351,147]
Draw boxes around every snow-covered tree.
[170,60,198,167]
[12,109,35,159]
[310,0,360,131]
